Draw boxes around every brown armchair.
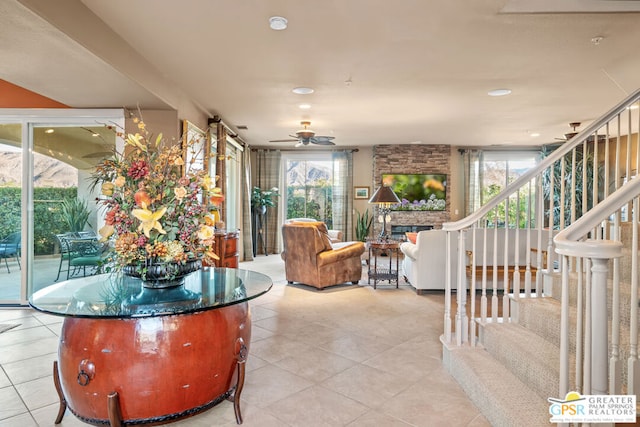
[281,222,365,290]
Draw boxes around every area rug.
[0,324,19,334]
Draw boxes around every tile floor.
[0,255,489,426]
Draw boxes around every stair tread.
[448,345,550,427]
[482,321,567,399]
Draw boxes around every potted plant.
[355,209,373,242]
[60,198,91,232]
[251,187,279,256]
[251,186,279,214]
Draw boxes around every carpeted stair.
[443,340,550,427]
[444,242,638,426]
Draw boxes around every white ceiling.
[3,0,640,149]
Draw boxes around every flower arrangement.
[91,116,223,279]
[392,195,446,211]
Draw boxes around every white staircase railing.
[555,178,640,398]
[442,87,640,349]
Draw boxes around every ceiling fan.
[555,122,581,142]
[555,122,606,143]
[269,121,336,147]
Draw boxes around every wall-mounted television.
[382,173,447,211]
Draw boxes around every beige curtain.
[241,146,253,261]
[332,151,354,240]
[254,149,281,254]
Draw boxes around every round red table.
[30,268,272,426]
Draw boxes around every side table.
[366,240,401,289]
[213,229,240,268]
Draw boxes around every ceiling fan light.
[296,130,315,139]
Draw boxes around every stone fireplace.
[372,144,451,234]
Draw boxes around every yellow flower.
[101,182,115,196]
[197,224,215,241]
[132,204,167,238]
[201,175,213,191]
[99,224,114,242]
[174,156,184,166]
[174,186,187,200]
[126,133,147,152]
[114,176,126,187]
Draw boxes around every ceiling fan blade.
[310,136,336,146]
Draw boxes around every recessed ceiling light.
[292,87,314,95]
[530,132,540,137]
[298,104,311,110]
[488,88,512,97]
[269,16,288,31]
[45,129,54,134]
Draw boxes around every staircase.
[441,90,640,426]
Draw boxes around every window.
[224,137,243,230]
[282,153,334,228]
[465,150,540,227]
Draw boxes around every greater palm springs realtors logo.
[548,391,636,423]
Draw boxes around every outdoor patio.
[0,255,86,302]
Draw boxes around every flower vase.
[123,259,202,289]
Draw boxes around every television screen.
[382,173,447,211]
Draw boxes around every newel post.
[591,257,610,396]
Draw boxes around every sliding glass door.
[0,109,124,305]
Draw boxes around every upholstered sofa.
[400,230,458,293]
[281,221,365,290]
[400,228,542,293]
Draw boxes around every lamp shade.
[368,185,400,205]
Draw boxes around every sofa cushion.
[317,241,365,267]
[288,221,333,252]
[400,241,418,259]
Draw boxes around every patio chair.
[55,232,77,281]
[67,236,105,279]
[0,232,21,273]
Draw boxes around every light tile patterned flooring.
[0,255,489,426]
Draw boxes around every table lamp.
[368,185,400,240]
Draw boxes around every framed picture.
[354,186,370,199]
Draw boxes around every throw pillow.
[405,232,417,244]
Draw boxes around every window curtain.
[332,151,353,240]
[255,149,282,254]
[463,149,483,217]
[241,147,253,261]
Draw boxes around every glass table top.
[29,267,273,318]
